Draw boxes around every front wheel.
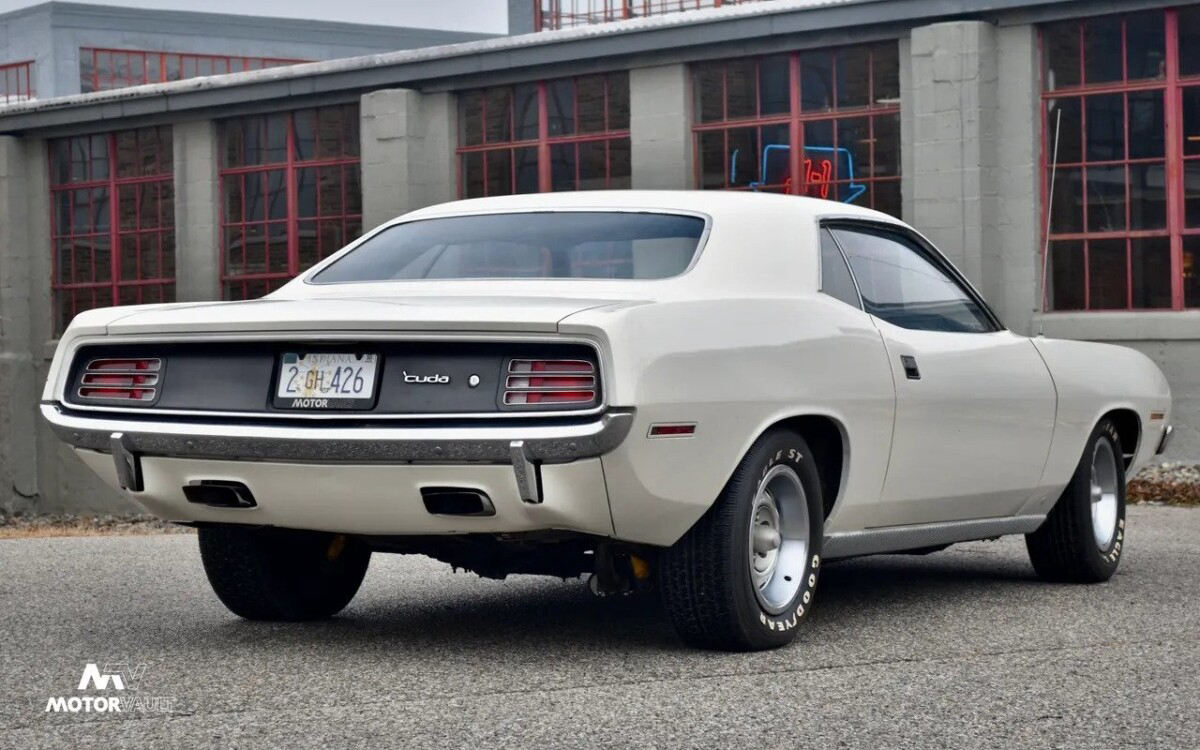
[1026,418,1126,583]
[199,526,371,621]
[659,430,824,651]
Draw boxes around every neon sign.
[730,143,867,204]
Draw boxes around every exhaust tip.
[183,480,257,509]
[421,487,495,517]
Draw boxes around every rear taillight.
[504,359,597,408]
[77,358,160,401]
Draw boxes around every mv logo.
[78,662,147,691]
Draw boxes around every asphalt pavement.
[2,504,1198,749]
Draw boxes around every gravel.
[0,513,193,539]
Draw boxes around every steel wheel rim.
[1090,439,1120,549]
[748,465,810,614]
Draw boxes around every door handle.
[900,355,921,380]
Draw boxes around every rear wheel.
[660,430,824,651]
[198,526,371,620]
[1026,418,1126,583]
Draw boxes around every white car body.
[42,191,1172,559]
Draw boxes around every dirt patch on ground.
[0,514,194,540]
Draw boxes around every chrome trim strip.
[41,404,635,464]
[821,515,1046,559]
[54,331,608,422]
[1156,424,1173,455]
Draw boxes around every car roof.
[399,190,904,227]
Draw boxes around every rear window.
[310,212,707,283]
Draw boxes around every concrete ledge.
[1034,312,1200,342]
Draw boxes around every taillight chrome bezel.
[501,358,600,410]
[75,358,162,404]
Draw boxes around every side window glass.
[819,228,861,309]
[831,227,994,333]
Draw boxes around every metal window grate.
[535,0,769,31]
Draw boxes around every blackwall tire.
[1026,418,1126,584]
[198,526,371,621]
[659,429,824,651]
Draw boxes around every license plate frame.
[273,352,381,411]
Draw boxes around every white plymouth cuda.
[42,191,1172,650]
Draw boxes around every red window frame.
[535,0,766,30]
[1040,8,1200,311]
[690,43,902,217]
[49,128,175,333]
[79,48,307,93]
[0,60,35,103]
[218,105,362,300]
[456,73,631,197]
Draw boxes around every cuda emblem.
[403,371,450,385]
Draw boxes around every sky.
[0,0,510,32]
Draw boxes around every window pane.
[1086,94,1124,162]
[578,140,607,190]
[514,83,538,140]
[546,79,575,136]
[1184,87,1200,158]
[694,63,725,123]
[758,55,790,116]
[515,146,539,193]
[460,91,483,147]
[837,47,870,109]
[1124,11,1165,82]
[832,227,992,333]
[1049,240,1085,310]
[607,72,629,131]
[1127,90,1164,160]
[1088,239,1127,309]
[725,59,756,120]
[312,212,707,283]
[872,42,900,103]
[1130,164,1167,230]
[293,109,316,161]
[609,138,631,189]
[1185,162,1200,228]
[1185,236,1200,308]
[1130,237,1171,309]
[1086,166,1125,232]
[1083,16,1123,85]
[550,142,577,191]
[462,151,484,198]
[577,75,606,133]
[1043,21,1081,90]
[697,130,725,189]
[484,88,513,143]
[800,50,834,112]
[486,149,513,196]
[727,127,758,188]
[1047,97,1082,164]
[874,180,901,219]
[820,228,860,308]
[1050,167,1084,234]
[1182,7,1200,77]
[873,113,900,178]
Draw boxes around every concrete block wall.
[360,89,457,232]
[629,64,693,190]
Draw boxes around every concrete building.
[0,2,494,102]
[1,0,1198,515]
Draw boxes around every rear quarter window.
[310,212,707,283]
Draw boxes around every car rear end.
[41,204,710,540]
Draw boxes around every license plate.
[276,353,379,409]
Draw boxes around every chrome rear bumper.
[41,403,634,502]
